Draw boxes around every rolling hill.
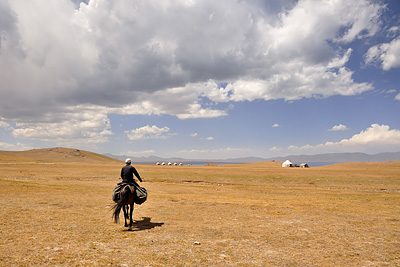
[0,147,121,163]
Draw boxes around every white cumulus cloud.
[0,121,11,130]
[269,146,282,152]
[0,142,33,151]
[11,110,112,145]
[177,147,249,158]
[335,124,400,145]
[329,124,349,131]
[287,124,400,154]
[365,37,400,70]
[125,125,174,140]
[124,149,156,156]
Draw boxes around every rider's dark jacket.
[121,164,143,184]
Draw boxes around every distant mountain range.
[266,152,400,163]
[103,151,400,165]
[1,148,399,165]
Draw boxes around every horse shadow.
[125,217,164,232]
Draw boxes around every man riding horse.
[121,158,143,185]
[112,158,143,203]
[112,158,145,229]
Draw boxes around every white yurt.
[282,160,293,167]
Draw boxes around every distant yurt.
[300,163,309,168]
[282,160,293,167]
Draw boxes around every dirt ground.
[0,161,399,266]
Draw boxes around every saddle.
[112,182,147,205]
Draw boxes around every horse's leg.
[123,205,128,227]
[129,203,134,229]
[125,205,130,220]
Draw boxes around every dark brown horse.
[112,185,136,229]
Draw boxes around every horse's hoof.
[128,227,133,231]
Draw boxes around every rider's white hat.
[125,158,131,163]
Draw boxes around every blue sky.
[0,0,399,159]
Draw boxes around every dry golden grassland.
[0,160,399,266]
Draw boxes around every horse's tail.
[112,186,131,223]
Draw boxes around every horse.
[112,184,137,229]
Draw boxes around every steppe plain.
[0,148,399,266]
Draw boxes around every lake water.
[189,162,342,167]
[146,161,343,167]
